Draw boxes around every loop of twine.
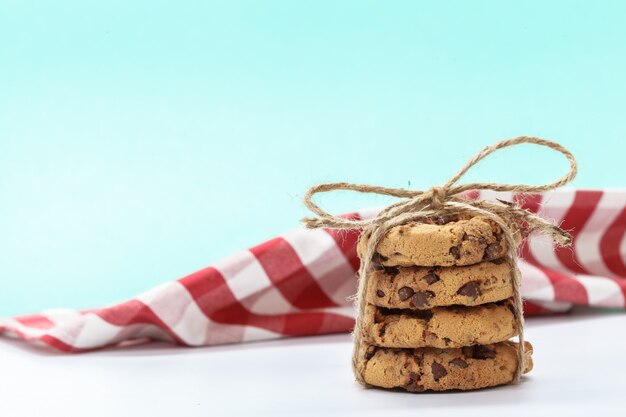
[302,136,577,386]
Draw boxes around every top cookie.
[358,214,518,267]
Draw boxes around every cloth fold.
[1,189,625,352]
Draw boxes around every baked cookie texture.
[357,215,519,267]
[355,212,528,391]
[362,301,517,349]
[366,260,512,310]
[362,341,533,392]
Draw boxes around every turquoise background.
[1,1,625,316]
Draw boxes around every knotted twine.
[302,136,577,385]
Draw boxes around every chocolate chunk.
[491,258,506,265]
[414,354,424,367]
[449,246,460,259]
[376,290,385,297]
[422,272,440,285]
[443,337,451,346]
[397,286,415,301]
[450,358,468,368]
[457,281,481,299]
[485,243,501,259]
[461,346,474,358]
[431,362,448,381]
[378,324,387,337]
[462,345,496,360]
[371,252,388,270]
[405,372,425,392]
[411,291,435,308]
[472,345,496,359]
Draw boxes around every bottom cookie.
[361,341,533,392]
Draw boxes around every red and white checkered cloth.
[2,189,626,352]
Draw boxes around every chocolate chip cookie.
[366,259,512,310]
[357,214,519,267]
[362,301,517,349]
[361,341,533,392]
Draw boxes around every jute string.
[302,136,577,385]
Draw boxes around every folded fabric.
[1,189,625,352]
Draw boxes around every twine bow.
[302,136,577,386]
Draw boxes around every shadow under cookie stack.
[356,214,533,392]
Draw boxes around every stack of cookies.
[355,214,533,392]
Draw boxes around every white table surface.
[0,308,624,417]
